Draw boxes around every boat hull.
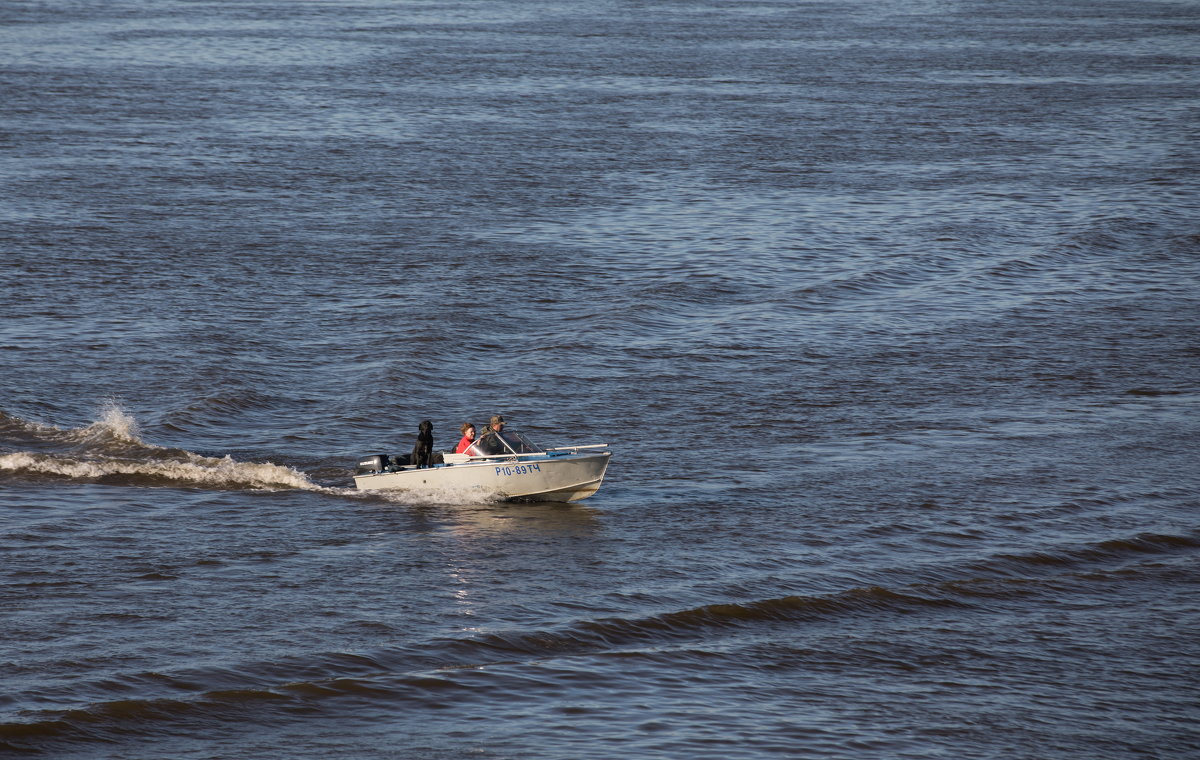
[353,451,611,502]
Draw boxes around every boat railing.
[441,445,609,466]
[441,451,542,464]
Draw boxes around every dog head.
[418,420,433,435]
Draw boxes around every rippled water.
[2,1,1198,757]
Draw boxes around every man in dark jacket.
[475,414,508,455]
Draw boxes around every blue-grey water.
[2,1,1198,757]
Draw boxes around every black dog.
[411,420,434,469]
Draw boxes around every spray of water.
[0,403,326,492]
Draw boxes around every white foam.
[1,402,328,492]
[0,450,323,491]
[1,404,352,495]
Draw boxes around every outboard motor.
[355,454,388,474]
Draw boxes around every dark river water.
[2,1,1198,757]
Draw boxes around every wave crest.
[82,400,142,442]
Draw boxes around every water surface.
[2,1,1198,757]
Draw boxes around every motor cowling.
[355,454,388,474]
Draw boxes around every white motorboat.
[352,429,611,502]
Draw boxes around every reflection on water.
[455,502,604,536]
[356,498,603,538]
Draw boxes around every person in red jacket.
[455,422,477,454]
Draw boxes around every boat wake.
[0,404,322,493]
[0,405,505,504]
[0,449,318,491]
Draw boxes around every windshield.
[466,429,543,457]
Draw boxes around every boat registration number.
[496,463,541,477]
